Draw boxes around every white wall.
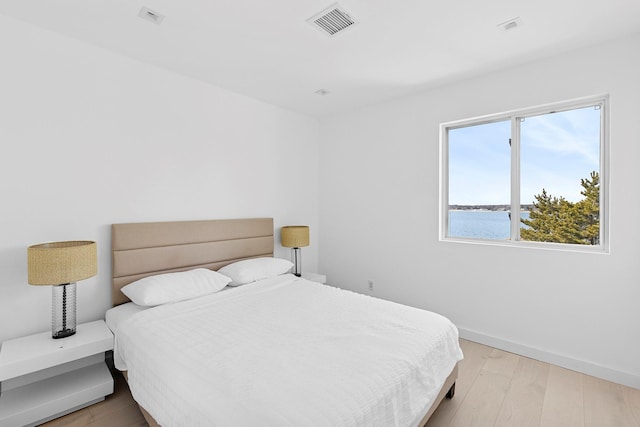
[0,14,319,343]
[319,34,640,387]
[2,10,638,389]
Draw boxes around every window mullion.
[510,116,521,241]
[598,101,608,251]
[440,126,450,240]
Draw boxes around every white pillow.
[218,257,293,286]
[121,268,231,306]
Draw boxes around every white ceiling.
[1,0,639,117]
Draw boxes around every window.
[440,96,608,252]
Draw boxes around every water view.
[448,210,530,240]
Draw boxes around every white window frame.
[439,95,609,253]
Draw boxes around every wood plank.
[584,374,632,427]
[621,384,640,426]
[85,401,147,427]
[446,348,520,427]
[427,339,494,427]
[494,356,549,427]
[39,409,93,427]
[457,339,497,395]
[539,365,584,427]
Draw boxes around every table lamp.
[28,241,97,339]
[280,226,309,277]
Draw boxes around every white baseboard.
[458,328,640,390]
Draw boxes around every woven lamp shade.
[28,241,97,285]
[281,226,309,248]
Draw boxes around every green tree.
[520,172,599,245]
[574,171,600,245]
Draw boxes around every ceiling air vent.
[307,3,358,37]
[138,7,165,25]
[497,17,522,31]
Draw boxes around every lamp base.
[53,328,76,339]
[291,247,302,277]
[52,283,76,339]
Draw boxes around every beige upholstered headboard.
[111,218,274,306]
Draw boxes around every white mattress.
[113,274,463,427]
[105,302,148,370]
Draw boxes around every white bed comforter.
[116,274,463,427]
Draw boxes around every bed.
[109,218,463,427]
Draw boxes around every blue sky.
[448,106,600,205]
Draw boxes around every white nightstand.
[0,320,114,427]
[301,272,327,284]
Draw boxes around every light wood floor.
[426,340,640,427]
[41,339,640,427]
